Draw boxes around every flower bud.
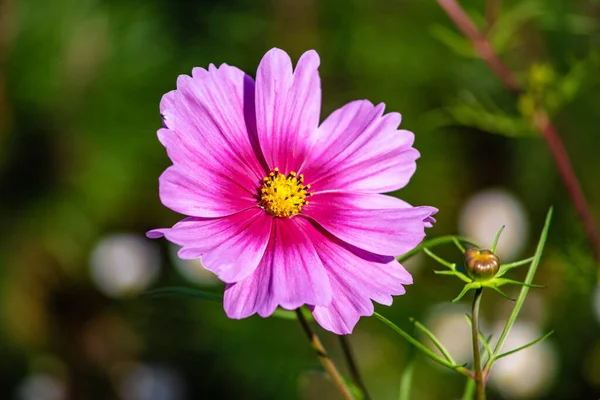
[465,248,500,281]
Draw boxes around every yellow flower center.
[260,167,312,217]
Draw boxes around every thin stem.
[295,309,354,400]
[398,347,415,400]
[339,336,371,400]
[462,377,476,400]
[471,289,485,400]
[437,0,520,94]
[484,208,553,378]
[437,0,600,263]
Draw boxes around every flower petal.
[158,63,266,217]
[302,100,419,193]
[223,217,331,319]
[308,225,413,335]
[304,192,437,256]
[146,208,271,283]
[255,48,321,173]
[158,164,257,218]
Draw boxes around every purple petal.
[159,63,266,217]
[304,192,437,256]
[146,208,271,283]
[302,100,419,193]
[308,226,413,335]
[255,48,321,173]
[158,164,257,218]
[223,217,331,318]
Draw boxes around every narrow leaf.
[397,236,476,262]
[495,331,554,361]
[434,270,457,275]
[496,257,534,277]
[410,317,456,364]
[486,285,515,301]
[452,283,479,303]
[494,278,545,288]
[453,237,467,254]
[373,312,458,371]
[486,207,553,372]
[424,248,456,270]
[491,225,505,253]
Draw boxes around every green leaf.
[496,257,534,277]
[423,248,456,270]
[493,278,545,288]
[485,207,553,373]
[410,317,456,364]
[495,330,554,361]
[485,285,515,301]
[397,236,476,262]
[373,312,468,376]
[443,95,537,138]
[434,270,458,276]
[452,237,467,254]
[488,0,544,54]
[430,25,475,57]
[452,283,481,302]
[490,225,505,253]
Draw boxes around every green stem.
[471,289,485,400]
[295,310,354,400]
[339,336,371,400]
[462,378,476,400]
[398,347,415,400]
[484,208,553,378]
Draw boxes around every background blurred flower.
[490,322,558,399]
[459,188,528,260]
[116,363,185,400]
[15,373,66,400]
[168,244,220,287]
[3,0,600,397]
[90,234,160,298]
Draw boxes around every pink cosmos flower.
[147,48,437,335]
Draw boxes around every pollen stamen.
[259,168,312,217]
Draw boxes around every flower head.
[147,48,437,334]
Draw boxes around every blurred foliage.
[1,0,600,399]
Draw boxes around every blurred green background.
[2,0,600,399]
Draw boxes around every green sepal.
[452,282,482,302]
